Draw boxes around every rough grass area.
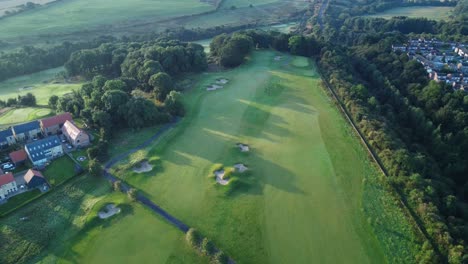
[43,155,80,186]
[364,6,454,21]
[0,107,51,128]
[111,51,422,263]
[106,125,161,158]
[0,67,82,105]
[0,189,42,216]
[0,176,205,264]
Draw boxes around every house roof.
[40,112,73,128]
[9,149,28,163]
[24,169,44,183]
[0,173,15,186]
[0,129,13,142]
[63,120,83,140]
[12,121,40,135]
[25,136,61,162]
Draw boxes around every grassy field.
[110,51,422,263]
[364,6,454,21]
[0,175,205,264]
[0,67,81,105]
[0,0,213,40]
[0,107,51,128]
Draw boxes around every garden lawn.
[0,189,42,216]
[43,155,79,186]
[0,67,81,105]
[111,51,422,263]
[364,6,454,21]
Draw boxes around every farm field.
[0,67,81,105]
[0,176,204,264]
[0,0,214,41]
[364,6,454,20]
[111,51,422,263]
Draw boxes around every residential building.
[25,136,63,166]
[24,169,47,189]
[62,121,90,148]
[40,112,73,136]
[0,173,17,200]
[0,129,16,148]
[12,121,41,142]
[9,149,28,166]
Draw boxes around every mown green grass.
[0,0,213,40]
[0,107,51,127]
[111,51,422,263]
[0,67,81,105]
[364,6,454,21]
[43,156,79,186]
[0,175,205,264]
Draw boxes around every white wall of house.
[0,181,18,199]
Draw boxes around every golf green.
[110,51,420,263]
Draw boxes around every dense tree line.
[0,36,115,82]
[295,0,468,260]
[0,93,36,107]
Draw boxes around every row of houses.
[0,112,73,148]
[0,113,90,167]
[0,169,46,200]
[392,38,468,91]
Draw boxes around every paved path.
[102,119,190,231]
[102,114,236,263]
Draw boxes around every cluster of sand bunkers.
[206,78,229,91]
[214,143,250,186]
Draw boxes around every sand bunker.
[98,204,121,219]
[19,86,34,91]
[133,160,153,173]
[207,84,223,91]
[216,78,229,84]
[236,143,250,152]
[274,56,282,61]
[215,169,230,185]
[234,163,248,173]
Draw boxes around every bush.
[186,228,202,248]
[127,188,137,201]
[212,251,229,264]
[113,180,122,192]
[201,237,215,256]
[88,159,101,177]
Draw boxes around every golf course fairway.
[112,51,419,263]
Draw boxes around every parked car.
[66,144,73,149]
[1,163,15,171]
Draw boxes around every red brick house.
[40,112,73,136]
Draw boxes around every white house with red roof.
[62,120,90,148]
[0,173,17,200]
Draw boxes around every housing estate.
[12,121,41,142]
[62,120,90,148]
[24,169,47,189]
[392,38,468,91]
[0,173,17,200]
[25,136,63,166]
[0,129,15,148]
[40,112,73,136]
